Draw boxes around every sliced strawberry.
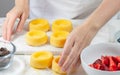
[93,63,102,70]
[89,64,94,68]
[115,56,120,63]
[89,56,120,71]
[91,59,102,70]
[118,63,120,70]
[89,59,103,70]
[93,59,102,64]
[108,56,117,71]
[93,59,108,70]
[103,64,109,71]
[112,56,119,65]
[101,56,109,67]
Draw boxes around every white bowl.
[81,43,120,75]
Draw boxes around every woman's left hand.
[58,23,99,73]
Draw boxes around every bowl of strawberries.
[81,43,120,75]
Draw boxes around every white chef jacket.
[29,0,120,20]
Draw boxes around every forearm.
[15,0,29,7]
[84,0,120,30]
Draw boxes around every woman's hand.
[58,23,99,73]
[58,0,120,73]
[2,0,29,41]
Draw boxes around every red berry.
[93,59,108,70]
[108,56,117,71]
[118,63,120,70]
[112,56,119,65]
[89,55,120,71]
[101,56,109,67]
[89,64,94,68]
[115,56,120,63]
[94,63,101,70]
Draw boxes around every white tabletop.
[15,55,87,75]
[0,18,120,75]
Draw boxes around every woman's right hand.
[2,4,29,41]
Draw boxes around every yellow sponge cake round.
[29,18,50,32]
[52,56,66,75]
[50,31,69,48]
[26,30,48,46]
[30,51,53,69]
[52,19,73,32]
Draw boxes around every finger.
[67,60,80,75]
[2,18,9,40]
[71,53,81,68]
[7,15,18,41]
[61,42,80,72]
[74,60,81,72]
[73,56,81,69]
[16,13,27,32]
[58,36,75,66]
[67,56,81,73]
